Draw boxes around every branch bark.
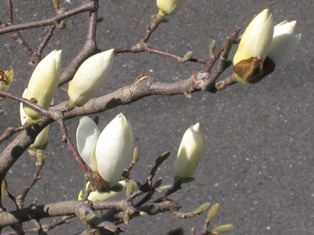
[0,199,180,228]
[0,1,97,35]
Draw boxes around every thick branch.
[0,120,52,181]
[63,75,195,118]
[0,199,180,227]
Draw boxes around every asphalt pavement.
[0,1,313,234]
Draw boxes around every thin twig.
[41,215,75,232]
[56,115,89,175]
[114,43,206,64]
[58,0,99,86]
[0,1,97,35]
[4,0,37,63]
[146,46,206,64]
[6,0,13,23]
[20,155,45,200]
[141,14,163,43]
[204,28,241,73]
[37,25,56,56]
[0,125,27,142]
[154,179,182,203]
[0,91,51,117]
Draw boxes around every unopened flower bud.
[174,123,206,180]
[234,9,274,66]
[24,50,62,119]
[87,180,126,202]
[20,89,50,150]
[233,9,273,83]
[76,116,100,172]
[206,203,220,223]
[52,0,60,9]
[233,10,301,84]
[1,180,8,206]
[68,49,114,107]
[76,113,134,192]
[212,224,234,234]
[156,0,183,17]
[0,67,14,101]
[268,20,301,68]
[193,202,210,215]
[95,113,134,189]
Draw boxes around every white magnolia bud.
[233,9,274,66]
[95,113,134,187]
[174,123,206,179]
[0,67,14,101]
[24,50,62,119]
[268,20,301,68]
[88,180,126,202]
[20,89,50,149]
[1,180,8,206]
[156,0,183,16]
[68,49,114,107]
[76,116,100,172]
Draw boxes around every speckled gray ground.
[0,1,313,234]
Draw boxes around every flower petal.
[174,122,206,179]
[233,9,274,65]
[68,49,114,107]
[268,33,301,67]
[95,113,134,187]
[24,50,62,119]
[76,116,100,172]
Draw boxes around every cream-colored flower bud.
[24,50,62,119]
[20,89,50,150]
[78,180,126,202]
[88,180,126,202]
[0,67,14,101]
[156,0,183,16]
[268,20,301,68]
[68,49,114,107]
[206,203,220,223]
[233,9,274,65]
[212,224,234,234]
[76,116,100,172]
[95,113,134,188]
[1,180,8,206]
[52,0,60,9]
[174,123,206,180]
[233,9,274,83]
[30,127,49,150]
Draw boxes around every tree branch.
[0,199,181,228]
[58,0,99,86]
[0,1,97,35]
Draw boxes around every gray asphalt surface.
[0,1,313,234]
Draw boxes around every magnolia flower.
[76,116,100,172]
[156,0,183,16]
[20,89,50,150]
[233,9,274,83]
[233,9,274,66]
[78,180,127,202]
[233,9,300,83]
[0,67,14,101]
[24,50,62,120]
[268,20,301,68]
[76,113,134,192]
[174,123,206,180]
[68,49,114,107]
